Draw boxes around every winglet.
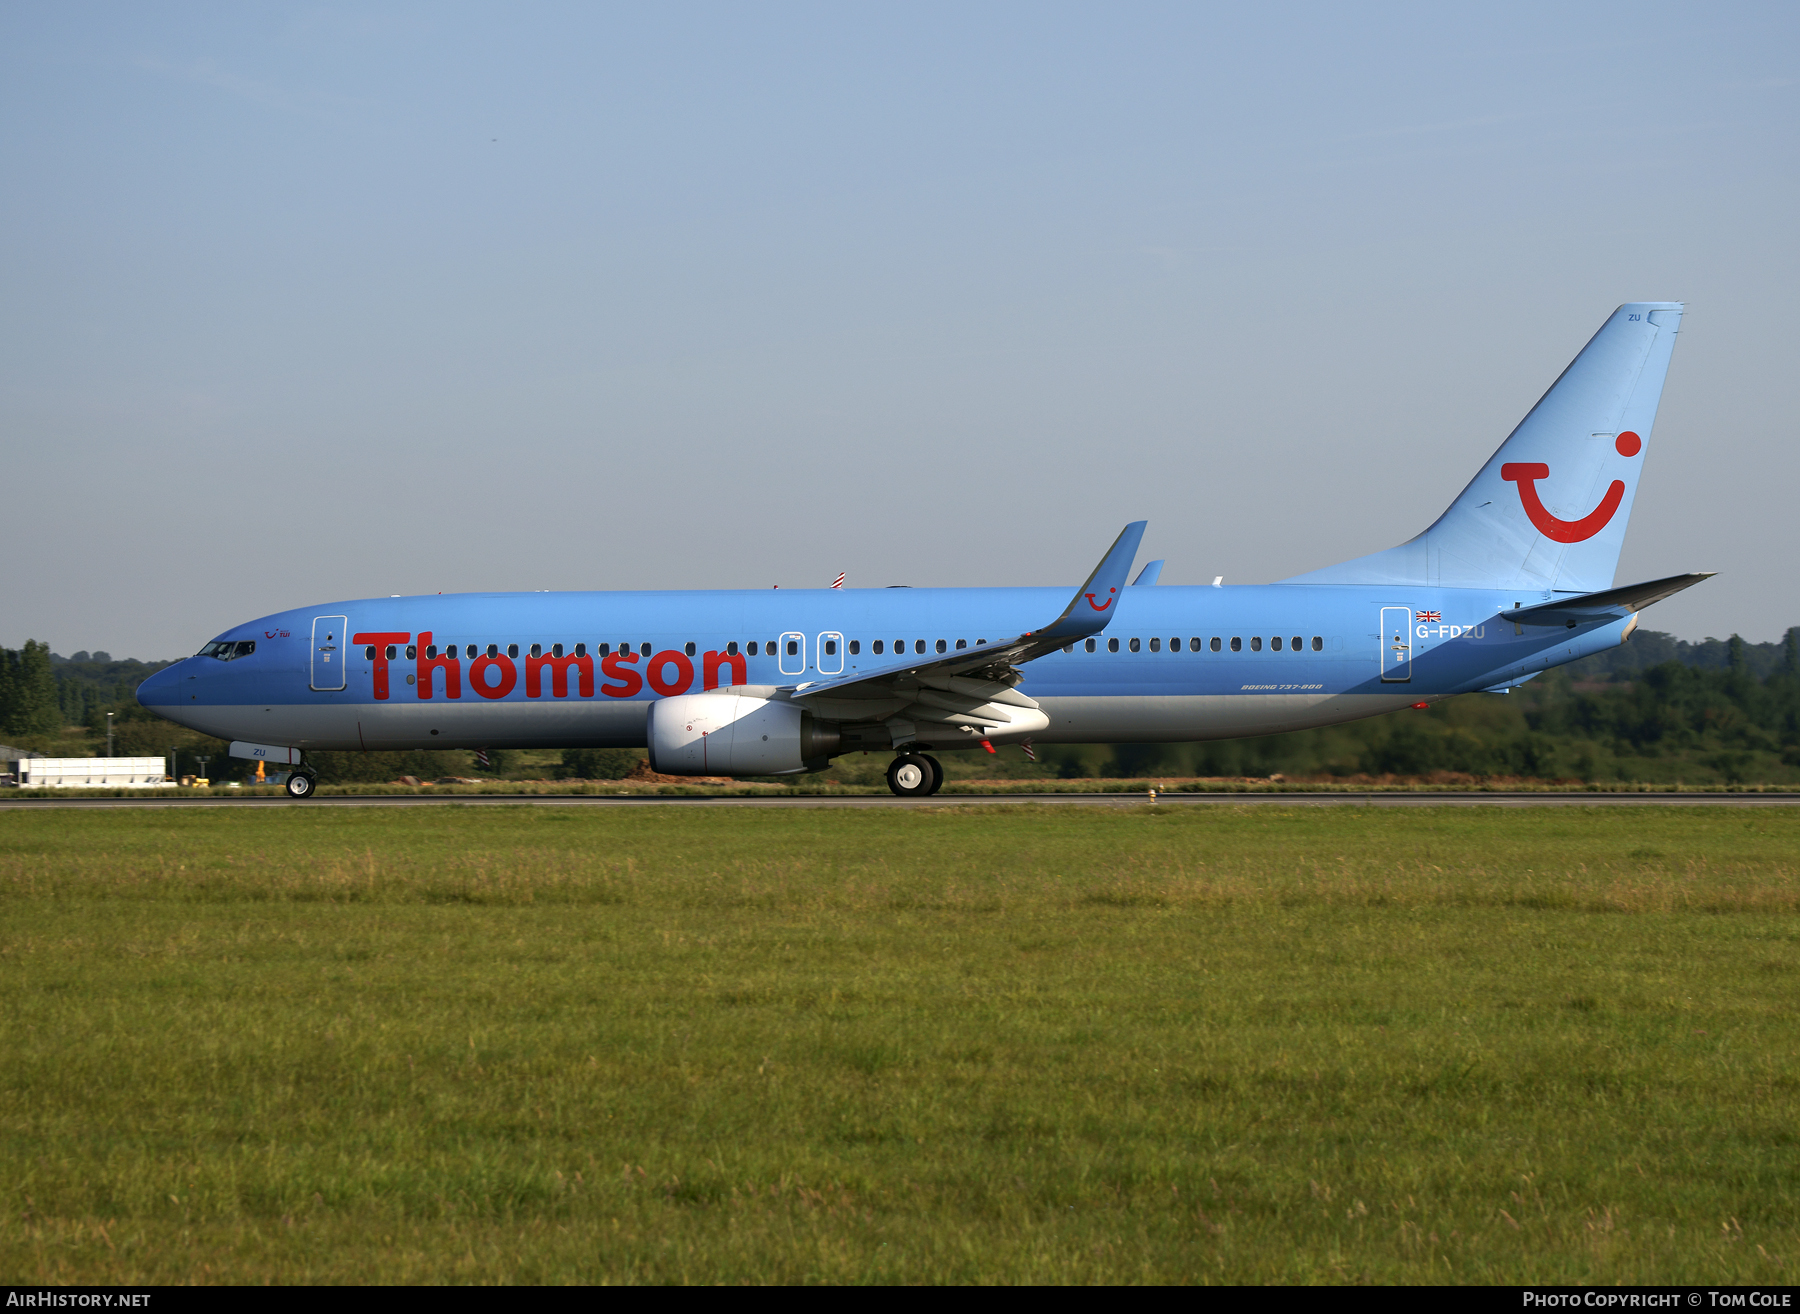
[1132,560,1164,586]
[1507,571,1715,626]
[1035,522,1147,642]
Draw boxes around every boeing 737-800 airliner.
[138,303,1708,797]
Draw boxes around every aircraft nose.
[136,662,183,708]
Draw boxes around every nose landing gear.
[886,752,943,797]
[285,764,319,799]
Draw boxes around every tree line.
[1067,627,1800,784]
[4,629,1797,785]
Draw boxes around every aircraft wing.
[1507,572,1715,626]
[781,521,1146,735]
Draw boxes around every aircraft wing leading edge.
[780,522,1146,738]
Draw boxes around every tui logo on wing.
[1501,432,1642,544]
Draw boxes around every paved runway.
[4,791,1798,810]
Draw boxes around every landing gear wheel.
[887,755,933,798]
[285,771,317,799]
[920,753,944,796]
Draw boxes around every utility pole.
[106,712,114,757]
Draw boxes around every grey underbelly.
[1033,693,1431,742]
[156,691,1429,752]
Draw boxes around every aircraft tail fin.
[1280,303,1684,594]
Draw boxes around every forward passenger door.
[311,615,348,691]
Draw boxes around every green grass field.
[3,804,1798,1283]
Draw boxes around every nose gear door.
[1379,607,1412,682]
[311,615,348,691]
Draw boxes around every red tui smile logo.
[1085,587,1117,611]
[1501,432,1641,544]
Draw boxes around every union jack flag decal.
[1417,610,1441,622]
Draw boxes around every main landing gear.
[886,752,943,798]
[285,765,319,799]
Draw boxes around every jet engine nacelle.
[647,693,840,776]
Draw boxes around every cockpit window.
[198,640,255,661]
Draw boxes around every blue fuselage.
[136,583,1628,755]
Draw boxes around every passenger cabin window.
[684,642,696,656]
[1129,637,1141,652]
[1210,637,1221,652]
[1190,637,1203,652]
[1149,638,1161,652]
[364,646,376,660]
[465,645,477,659]
[1312,636,1323,651]
[747,641,758,656]
[872,640,884,655]
[915,640,926,654]
[955,639,967,650]
[426,645,439,659]
[507,644,519,659]
[486,644,499,659]
[935,639,947,654]
[824,639,838,656]
[553,644,564,658]
[1229,637,1241,652]
[597,643,610,656]
[848,640,859,655]
[1085,638,1097,653]
[1107,638,1120,653]
[575,643,586,658]
[727,641,739,655]
[1292,636,1302,651]
[1271,637,1282,651]
[641,643,652,656]
[1250,637,1262,652]
[786,640,799,656]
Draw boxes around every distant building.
[6,757,173,788]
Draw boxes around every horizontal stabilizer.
[1508,572,1714,627]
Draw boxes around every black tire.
[920,753,944,795]
[886,755,933,798]
[285,771,317,799]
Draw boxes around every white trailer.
[9,757,174,788]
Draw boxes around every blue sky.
[3,2,1795,656]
